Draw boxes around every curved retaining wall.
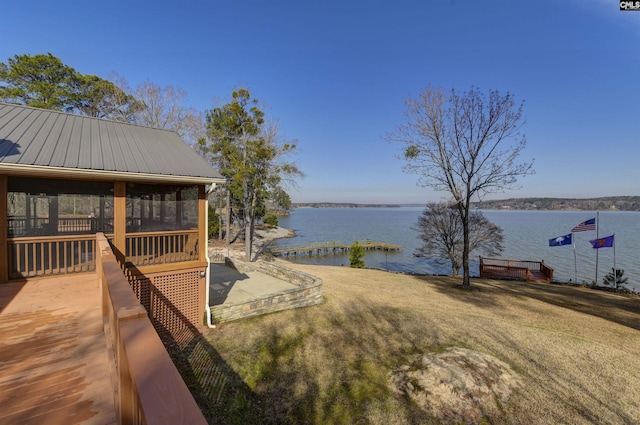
[210,258,323,323]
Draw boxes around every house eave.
[0,163,226,186]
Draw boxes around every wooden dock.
[479,257,554,283]
[268,240,402,257]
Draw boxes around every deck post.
[0,175,7,283]
[198,185,207,318]
[113,181,126,264]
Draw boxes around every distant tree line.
[472,196,640,211]
[293,197,640,211]
[292,203,407,208]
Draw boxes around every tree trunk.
[243,180,252,261]
[460,199,471,288]
[462,222,471,287]
[249,194,257,260]
[245,218,252,261]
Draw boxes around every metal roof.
[0,103,224,185]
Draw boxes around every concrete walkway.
[0,274,116,425]
[209,263,298,306]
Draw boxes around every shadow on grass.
[205,302,457,425]
[464,322,639,425]
[411,274,506,310]
[414,274,640,332]
[499,281,640,331]
[149,289,267,424]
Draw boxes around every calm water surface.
[274,208,640,291]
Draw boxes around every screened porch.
[5,176,204,280]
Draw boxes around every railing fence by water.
[479,256,554,283]
[269,240,402,257]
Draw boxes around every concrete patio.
[0,274,116,425]
[209,263,299,306]
[208,261,323,323]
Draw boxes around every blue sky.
[2,0,639,203]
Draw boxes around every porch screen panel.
[125,184,199,264]
[7,177,114,237]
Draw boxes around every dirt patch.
[390,347,522,424]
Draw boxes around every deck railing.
[6,229,199,279]
[540,262,554,281]
[97,233,207,425]
[7,217,153,237]
[7,234,96,279]
[125,230,199,267]
[479,257,554,282]
[269,240,402,257]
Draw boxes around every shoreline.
[207,225,295,261]
[208,226,639,295]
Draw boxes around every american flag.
[571,218,596,232]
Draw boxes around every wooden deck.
[269,240,403,257]
[479,257,554,283]
[0,274,116,425]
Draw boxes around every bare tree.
[108,75,205,144]
[132,81,205,145]
[387,86,533,287]
[414,203,503,276]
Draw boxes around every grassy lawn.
[187,263,640,424]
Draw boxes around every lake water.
[274,208,640,292]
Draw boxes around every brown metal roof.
[0,103,224,184]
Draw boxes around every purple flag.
[589,234,614,249]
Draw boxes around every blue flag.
[549,233,572,247]
[589,234,614,249]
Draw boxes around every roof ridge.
[0,102,180,134]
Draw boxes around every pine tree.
[349,242,365,268]
[602,268,628,289]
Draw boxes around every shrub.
[349,241,365,268]
[602,268,628,289]
[263,213,279,227]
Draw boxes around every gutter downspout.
[204,181,222,329]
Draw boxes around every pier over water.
[268,240,403,257]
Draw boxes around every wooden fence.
[97,233,207,425]
[269,240,402,257]
[7,229,199,279]
[479,257,554,283]
[125,230,199,266]
[7,217,149,236]
[7,234,96,279]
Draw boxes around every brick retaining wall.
[209,258,323,323]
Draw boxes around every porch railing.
[125,230,199,267]
[97,233,207,425]
[7,234,96,279]
[479,257,554,282]
[7,217,151,237]
[6,229,200,279]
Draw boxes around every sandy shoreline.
[207,226,295,260]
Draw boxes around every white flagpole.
[613,233,616,286]
[572,232,577,283]
[595,211,599,285]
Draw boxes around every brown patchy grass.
[202,262,640,424]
